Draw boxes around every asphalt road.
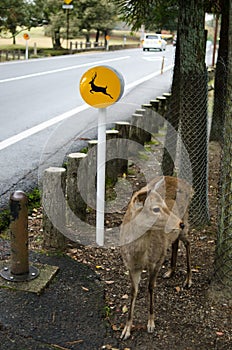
[0,47,176,208]
[0,43,213,209]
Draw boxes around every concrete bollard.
[156,95,167,116]
[0,191,39,282]
[66,153,87,222]
[115,122,130,175]
[106,130,119,185]
[141,104,153,141]
[130,113,146,145]
[42,167,67,251]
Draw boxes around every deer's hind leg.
[179,233,192,288]
[121,269,142,340]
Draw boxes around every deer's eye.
[153,207,160,213]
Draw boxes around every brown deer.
[89,72,113,99]
[120,176,194,340]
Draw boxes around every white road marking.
[0,56,130,83]
[0,64,173,151]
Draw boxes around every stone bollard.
[66,153,87,222]
[115,122,130,175]
[156,96,167,116]
[141,104,153,141]
[0,191,39,282]
[87,140,98,209]
[106,130,119,185]
[130,113,147,145]
[42,167,67,251]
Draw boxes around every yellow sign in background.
[79,66,124,108]
[23,33,30,40]
[64,0,73,4]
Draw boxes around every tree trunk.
[162,31,181,176]
[95,29,100,43]
[53,30,62,49]
[213,0,232,293]
[178,0,210,226]
[210,0,229,144]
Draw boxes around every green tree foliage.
[0,0,31,43]
[41,0,118,48]
[115,0,178,32]
[73,0,118,42]
[0,0,118,47]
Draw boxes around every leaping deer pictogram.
[89,72,113,99]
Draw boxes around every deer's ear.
[132,187,149,208]
[154,177,164,191]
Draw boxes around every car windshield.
[146,35,159,39]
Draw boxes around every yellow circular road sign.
[79,66,124,108]
[23,33,30,40]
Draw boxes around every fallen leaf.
[81,286,89,292]
[216,331,224,336]
[112,324,118,331]
[175,286,181,293]
[122,294,129,299]
[122,305,128,313]
[105,280,115,285]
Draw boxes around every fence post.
[141,104,153,141]
[0,191,39,282]
[106,130,119,185]
[130,113,148,145]
[115,121,130,175]
[87,140,98,209]
[156,95,167,116]
[34,42,37,56]
[66,153,87,222]
[42,167,67,251]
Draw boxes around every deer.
[120,176,194,340]
[89,72,113,99]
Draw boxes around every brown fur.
[120,176,193,340]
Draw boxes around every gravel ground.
[1,141,231,350]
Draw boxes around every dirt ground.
[1,141,232,349]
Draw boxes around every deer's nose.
[179,222,185,230]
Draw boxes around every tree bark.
[178,0,210,225]
[162,31,181,176]
[210,0,229,144]
[213,0,232,293]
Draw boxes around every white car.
[142,33,166,51]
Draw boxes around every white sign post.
[79,66,124,246]
[23,33,30,60]
[96,108,106,245]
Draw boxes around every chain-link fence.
[162,68,210,226]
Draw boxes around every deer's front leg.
[163,238,179,279]
[147,262,162,333]
[121,269,141,340]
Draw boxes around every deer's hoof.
[120,325,131,340]
[163,268,175,279]
[183,277,192,288]
[147,319,155,333]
